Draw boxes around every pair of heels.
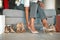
[5,25,15,33]
[28,27,39,34]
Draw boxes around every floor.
[0,31,60,40]
[0,24,60,40]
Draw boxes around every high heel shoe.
[5,25,9,33]
[43,27,55,33]
[28,27,39,33]
[31,31,39,33]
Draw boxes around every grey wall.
[3,9,56,25]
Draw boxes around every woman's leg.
[37,4,48,28]
[29,2,39,33]
[42,19,48,28]
[30,18,37,31]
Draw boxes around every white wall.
[0,15,5,34]
[44,0,55,9]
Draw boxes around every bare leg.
[30,18,36,31]
[42,19,48,28]
[42,19,54,32]
[25,7,29,27]
[29,18,39,33]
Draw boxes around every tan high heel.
[5,25,9,33]
[28,27,39,33]
[9,25,15,33]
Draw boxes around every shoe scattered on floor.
[5,25,9,33]
[9,24,15,33]
[16,23,26,33]
[5,25,15,33]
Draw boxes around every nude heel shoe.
[28,27,39,33]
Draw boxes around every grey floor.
[0,31,60,40]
